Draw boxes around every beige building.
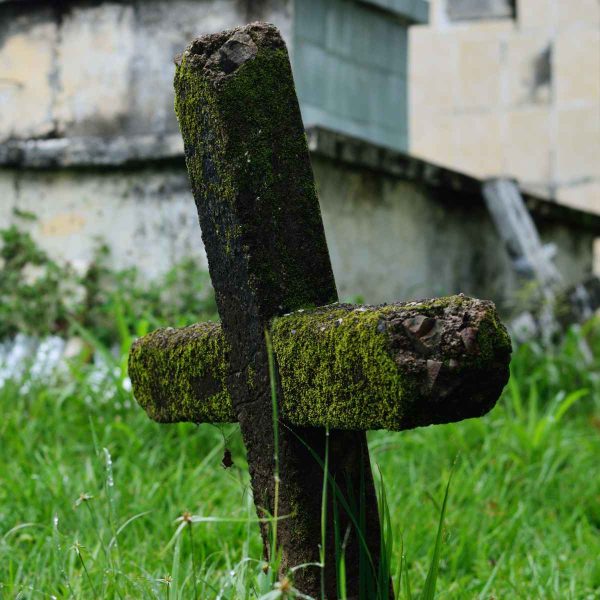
[410,0,600,214]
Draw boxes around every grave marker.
[129,23,511,597]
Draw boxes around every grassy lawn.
[1,324,599,599]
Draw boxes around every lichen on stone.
[128,322,234,424]
[272,304,414,430]
[174,24,336,316]
[129,295,511,431]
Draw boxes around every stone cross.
[128,23,511,598]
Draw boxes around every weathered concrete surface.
[311,154,597,306]
[0,135,184,168]
[0,167,207,276]
[1,132,597,311]
[129,295,512,431]
[0,1,292,144]
[0,0,422,154]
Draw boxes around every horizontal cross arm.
[128,295,511,431]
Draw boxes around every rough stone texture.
[174,23,383,596]
[130,321,233,424]
[129,295,511,430]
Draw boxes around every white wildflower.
[21,263,46,285]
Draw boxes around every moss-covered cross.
[128,22,511,598]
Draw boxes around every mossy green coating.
[174,36,336,317]
[272,305,413,430]
[129,295,511,431]
[172,24,378,594]
[128,322,234,424]
[273,297,511,430]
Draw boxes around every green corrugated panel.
[293,0,411,151]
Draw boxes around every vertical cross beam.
[174,23,383,595]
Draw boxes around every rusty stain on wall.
[41,212,85,236]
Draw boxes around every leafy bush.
[0,224,217,344]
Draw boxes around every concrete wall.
[0,1,292,144]
[0,167,204,277]
[0,0,421,152]
[313,155,595,305]
[0,0,597,312]
[410,0,600,214]
[1,152,595,310]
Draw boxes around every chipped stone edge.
[0,134,184,169]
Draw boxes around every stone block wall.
[410,0,600,214]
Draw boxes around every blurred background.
[0,0,599,309]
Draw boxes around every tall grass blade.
[554,388,587,422]
[265,329,281,577]
[320,427,330,600]
[376,465,393,599]
[419,468,453,600]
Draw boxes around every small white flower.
[122,377,132,393]
[74,492,94,507]
[21,263,46,285]
[61,283,87,310]
[69,258,90,277]
[63,337,85,359]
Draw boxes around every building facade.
[1,0,598,310]
[410,0,600,213]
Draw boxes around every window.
[446,0,516,21]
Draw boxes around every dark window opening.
[447,0,516,21]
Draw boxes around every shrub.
[0,224,217,345]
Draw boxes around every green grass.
[1,322,600,598]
